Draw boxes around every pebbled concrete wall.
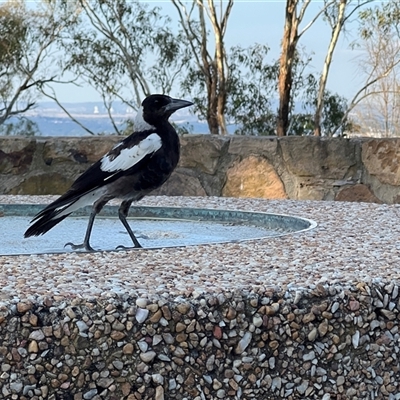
[0,283,399,399]
[1,135,399,203]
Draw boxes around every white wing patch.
[100,133,162,173]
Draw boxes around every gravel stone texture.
[0,195,400,399]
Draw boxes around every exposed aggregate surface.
[0,195,399,302]
[1,196,400,400]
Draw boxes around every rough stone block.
[0,137,36,174]
[362,139,400,186]
[179,135,229,174]
[10,173,73,195]
[335,183,381,203]
[222,156,287,199]
[227,136,278,157]
[279,137,358,179]
[152,171,207,197]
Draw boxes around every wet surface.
[3,216,285,255]
[0,204,316,255]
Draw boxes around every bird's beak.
[164,98,193,112]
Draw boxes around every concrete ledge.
[0,284,399,399]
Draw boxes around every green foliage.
[0,0,353,138]
[179,68,208,124]
[179,42,278,135]
[0,117,39,136]
[63,0,185,115]
[290,90,351,136]
[179,39,349,136]
[0,3,26,68]
[321,92,352,135]
[0,1,28,107]
[223,44,349,136]
[227,44,278,136]
[289,114,314,136]
[359,1,400,39]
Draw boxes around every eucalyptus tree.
[277,0,328,136]
[0,0,76,134]
[313,0,374,136]
[277,0,372,137]
[226,44,278,136]
[49,0,185,134]
[171,0,233,135]
[340,1,400,137]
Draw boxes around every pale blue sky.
[54,0,365,103]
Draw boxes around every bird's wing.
[100,132,162,173]
[36,131,162,214]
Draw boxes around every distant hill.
[18,101,216,136]
[9,98,317,135]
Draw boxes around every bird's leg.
[117,200,142,249]
[65,200,106,252]
[65,210,97,252]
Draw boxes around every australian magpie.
[24,94,193,251]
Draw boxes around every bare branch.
[342,0,375,24]
[0,0,80,127]
[335,2,400,136]
[101,93,121,135]
[79,1,151,99]
[220,0,233,35]
[0,101,35,125]
[40,85,96,136]
[333,59,400,135]
[298,0,333,38]
[171,0,205,69]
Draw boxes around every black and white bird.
[24,94,193,251]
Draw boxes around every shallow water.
[2,216,281,255]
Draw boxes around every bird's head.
[140,94,193,127]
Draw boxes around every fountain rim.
[0,203,317,254]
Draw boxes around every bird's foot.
[115,243,142,251]
[64,242,95,252]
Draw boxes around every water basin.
[0,204,317,255]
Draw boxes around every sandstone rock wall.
[1,135,399,203]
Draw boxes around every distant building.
[94,106,99,114]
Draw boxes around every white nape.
[134,107,156,131]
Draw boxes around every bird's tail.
[25,188,102,238]
[24,193,83,238]
[24,208,71,238]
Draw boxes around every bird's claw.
[64,242,95,252]
[115,244,142,251]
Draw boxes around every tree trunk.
[277,0,298,137]
[208,0,232,135]
[207,98,220,135]
[207,64,220,135]
[314,0,347,136]
[172,0,232,135]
